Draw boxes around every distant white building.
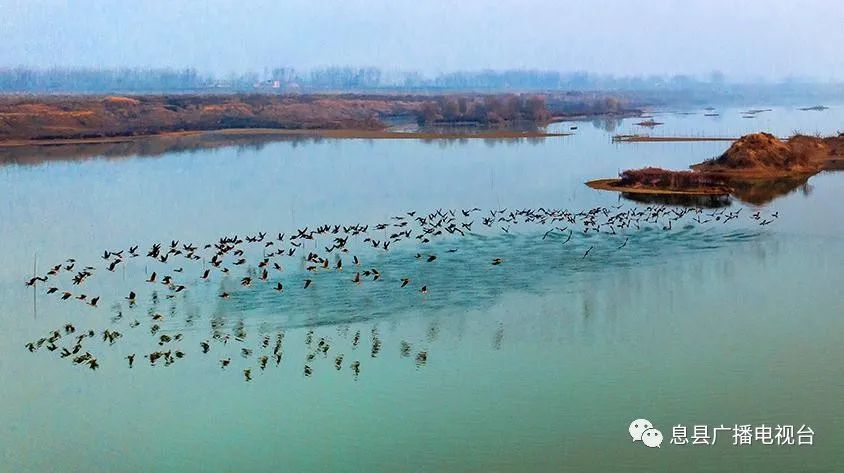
[254,79,281,89]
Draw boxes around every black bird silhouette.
[25,276,47,287]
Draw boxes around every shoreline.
[0,92,630,145]
[585,178,730,196]
[0,127,572,148]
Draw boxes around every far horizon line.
[0,65,839,85]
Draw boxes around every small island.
[588,132,844,203]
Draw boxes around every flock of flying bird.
[23,204,778,381]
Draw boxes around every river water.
[1,105,842,472]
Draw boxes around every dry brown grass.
[588,132,844,203]
[692,132,830,176]
[0,92,631,142]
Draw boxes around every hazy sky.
[1,0,842,80]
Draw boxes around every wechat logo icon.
[630,418,663,448]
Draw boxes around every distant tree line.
[254,67,748,92]
[0,67,212,93]
[417,95,550,125]
[1,66,842,103]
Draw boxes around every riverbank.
[0,92,635,143]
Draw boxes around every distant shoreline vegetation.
[0,93,632,143]
[0,66,842,107]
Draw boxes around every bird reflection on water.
[22,204,778,381]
